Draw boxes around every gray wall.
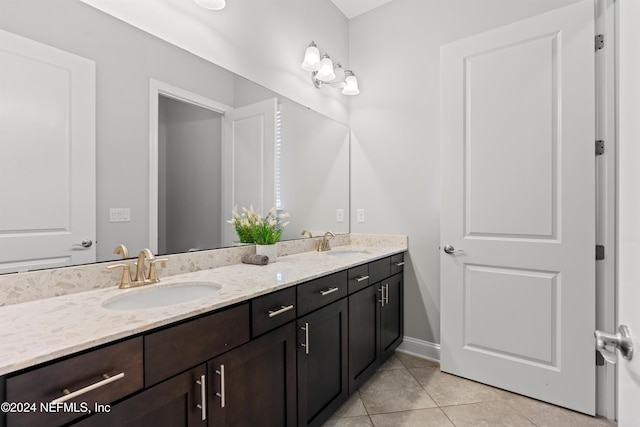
[348,0,582,347]
[159,96,223,254]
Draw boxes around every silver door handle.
[378,287,385,307]
[355,275,370,282]
[196,374,207,421]
[301,323,309,354]
[215,365,226,408]
[320,287,339,296]
[443,244,462,254]
[268,304,294,317]
[595,325,634,364]
[73,239,93,248]
[51,372,124,404]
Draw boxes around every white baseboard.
[397,336,440,362]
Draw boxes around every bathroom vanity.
[0,238,406,427]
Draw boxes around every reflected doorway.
[158,96,223,254]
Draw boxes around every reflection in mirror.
[0,0,350,274]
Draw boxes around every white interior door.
[616,0,640,423]
[0,30,96,273]
[440,0,595,414]
[222,98,277,245]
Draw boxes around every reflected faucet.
[301,230,313,238]
[317,231,336,252]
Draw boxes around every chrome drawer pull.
[268,304,294,318]
[394,261,405,267]
[196,374,207,421]
[51,372,125,404]
[355,275,370,282]
[216,365,226,408]
[301,323,310,355]
[320,287,339,296]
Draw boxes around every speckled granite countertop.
[0,241,406,376]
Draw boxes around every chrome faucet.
[317,231,336,252]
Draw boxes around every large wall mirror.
[0,0,349,273]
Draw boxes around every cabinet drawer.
[252,287,297,338]
[297,271,348,316]
[145,303,250,386]
[6,337,143,427]
[391,253,405,276]
[347,264,370,294]
[368,257,391,284]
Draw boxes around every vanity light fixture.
[301,41,359,95]
[194,0,226,10]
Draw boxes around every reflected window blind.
[275,105,283,211]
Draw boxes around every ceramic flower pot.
[255,243,277,263]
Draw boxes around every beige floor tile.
[410,367,512,407]
[330,392,368,419]
[377,354,405,371]
[442,400,535,427]
[395,351,440,369]
[322,415,373,427]
[369,408,455,427]
[505,394,618,427]
[359,368,438,414]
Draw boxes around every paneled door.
[0,30,96,273]
[222,98,277,246]
[440,0,595,414]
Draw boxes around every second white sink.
[102,282,221,310]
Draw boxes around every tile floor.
[323,352,617,427]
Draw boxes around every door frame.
[148,79,233,254]
[595,0,616,419]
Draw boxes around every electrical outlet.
[336,209,344,223]
[357,209,365,223]
[110,208,131,223]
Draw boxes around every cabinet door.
[297,298,348,427]
[380,273,404,362]
[209,322,297,427]
[348,284,381,394]
[72,365,207,427]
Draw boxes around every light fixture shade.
[194,0,226,10]
[342,71,360,95]
[316,54,336,82]
[301,42,321,72]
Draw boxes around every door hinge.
[596,245,605,260]
[596,350,605,366]
[595,34,605,50]
[596,140,605,156]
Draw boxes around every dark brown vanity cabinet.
[73,364,207,427]
[297,298,349,427]
[208,322,297,426]
[348,254,404,394]
[3,251,405,427]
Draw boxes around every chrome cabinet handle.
[378,287,385,307]
[443,244,462,254]
[215,365,226,408]
[301,323,310,355]
[196,374,207,420]
[384,284,389,305]
[268,304,294,317]
[51,372,124,404]
[320,287,339,296]
[73,239,93,248]
[355,275,370,282]
[595,325,634,364]
[394,261,405,266]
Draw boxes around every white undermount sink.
[102,282,221,310]
[324,249,371,257]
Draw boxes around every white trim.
[595,0,617,419]
[148,79,233,253]
[397,337,441,363]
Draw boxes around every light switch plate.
[357,209,365,223]
[336,209,344,223]
[110,208,131,222]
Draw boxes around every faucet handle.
[147,258,168,283]
[107,263,133,288]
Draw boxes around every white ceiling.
[330,0,394,19]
